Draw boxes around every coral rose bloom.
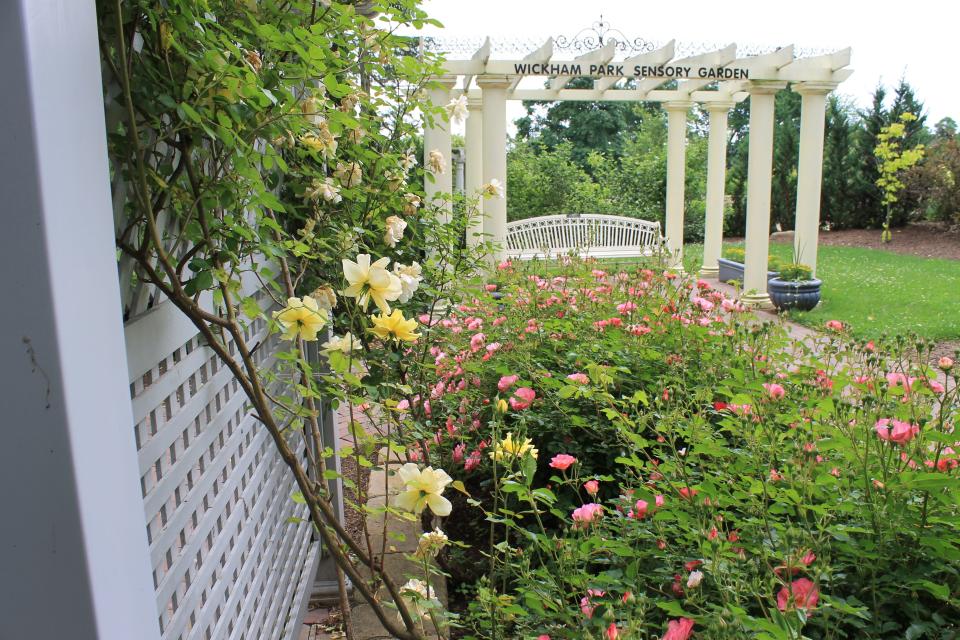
[875,418,919,444]
[777,577,819,612]
[497,374,519,392]
[763,382,786,400]
[567,372,590,384]
[662,618,695,640]
[509,387,536,410]
[571,503,603,527]
[549,454,577,471]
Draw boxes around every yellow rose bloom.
[342,254,403,314]
[394,463,453,516]
[490,432,538,461]
[370,309,420,343]
[273,296,327,341]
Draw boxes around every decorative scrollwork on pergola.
[553,15,656,55]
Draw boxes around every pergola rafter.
[425,36,853,308]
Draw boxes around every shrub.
[407,258,960,639]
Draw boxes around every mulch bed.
[803,222,960,261]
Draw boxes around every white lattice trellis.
[125,282,320,640]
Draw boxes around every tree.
[875,112,926,241]
[515,77,645,170]
[848,84,888,228]
[820,96,859,229]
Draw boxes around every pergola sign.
[422,31,852,308]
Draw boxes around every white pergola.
[423,38,852,308]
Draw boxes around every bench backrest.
[506,214,662,256]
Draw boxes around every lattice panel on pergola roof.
[439,38,852,104]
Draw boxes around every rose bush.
[401,257,960,639]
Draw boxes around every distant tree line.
[506,77,959,240]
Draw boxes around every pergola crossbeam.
[507,37,553,92]
[594,40,676,92]
[547,39,617,92]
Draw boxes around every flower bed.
[403,257,960,639]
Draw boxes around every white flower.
[311,285,338,311]
[394,261,423,303]
[481,179,504,198]
[415,528,449,559]
[687,570,704,589]
[399,152,417,172]
[445,95,468,126]
[427,149,445,175]
[398,578,442,624]
[321,332,361,355]
[306,178,342,204]
[403,192,422,216]
[383,215,408,247]
[334,161,362,187]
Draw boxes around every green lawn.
[682,242,960,341]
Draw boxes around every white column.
[793,82,837,277]
[477,76,510,261]
[465,93,485,247]
[1,1,160,637]
[423,76,457,220]
[664,101,692,270]
[701,101,735,278]
[742,81,787,308]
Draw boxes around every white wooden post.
[0,1,160,637]
[701,101,735,278]
[664,100,692,270]
[424,77,457,220]
[477,75,511,261]
[742,81,787,308]
[465,93,485,247]
[793,82,837,277]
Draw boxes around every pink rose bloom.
[492,316,507,326]
[777,577,819,612]
[537,636,550,640]
[929,380,945,394]
[484,284,498,292]
[662,618,695,640]
[886,371,917,390]
[633,499,649,519]
[464,450,481,471]
[825,320,844,331]
[763,382,786,400]
[606,623,619,639]
[549,454,577,471]
[939,356,954,370]
[616,301,637,315]
[583,479,600,496]
[509,387,536,410]
[567,372,590,384]
[875,418,920,444]
[571,503,603,527]
[655,494,665,507]
[497,375,519,392]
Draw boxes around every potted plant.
[767,263,822,311]
[717,247,782,285]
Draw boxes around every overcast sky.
[416,0,957,131]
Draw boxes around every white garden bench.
[505,214,663,260]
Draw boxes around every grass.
[682,242,960,342]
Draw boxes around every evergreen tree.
[820,95,858,229]
[848,84,888,228]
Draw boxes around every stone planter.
[717,258,779,286]
[767,277,823,311]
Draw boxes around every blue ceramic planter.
[767,277,823,311]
